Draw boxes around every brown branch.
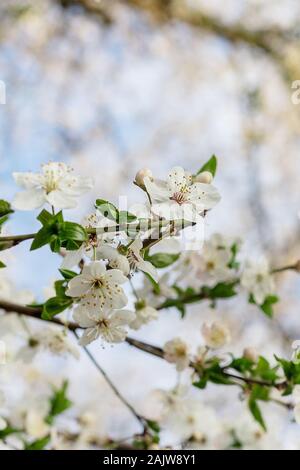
[0,299,289,392]
[55,0,293,63]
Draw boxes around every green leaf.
[248,398,266,431]
[248,385,269,431]
[254,357,278,382]
[229,357,254,373]
[0,425,20,439]
[0,261,6,268]
[202,281,238,299]
[260,295,279,318]
[59,269,78,280]
[0,215,9,228]
[59,222,87,243]
[37,209,53,226]
[118,211,137,224]
[227,242,240,270]
[145,252,180,269]
[25,435,50,450]
[143,272,161,295]
[95,199,119,221]
[42,297,73,320]
[146,419,160,434]
[249,294,279,318]
[0,200,13,218]
[193,374,209,390]
[275,356,300,387]
[46,381,72,424]
[30,226,54,251]
[197,155,217,177]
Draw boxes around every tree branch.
[0,299,289,392]
[55,0,294,70]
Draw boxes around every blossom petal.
[46,190,77,209]
[13,172,43,189]
[167,167,187,194]
[73,306,97,328]
[59,175,94,196]
[137,259,158,282]
[105,269,127,285]
[188,183,221,210]
[89,261,106,278]
[12,188,46,211]
[78,327,100,346]
[66,275,92,297]
[144,177,170,203]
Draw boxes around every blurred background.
[0,0,300,449]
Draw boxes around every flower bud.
[194,171,213,184]
[243,347,258,362]
[201,321,230,349]
[135,168,153,187]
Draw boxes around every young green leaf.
[197,155,217,177]
[95,199,119,221]
[0,200,14,218]
[59,269,78,280]
[42,297,73,320]
[25,435,51,450]
[145,252,180,269]
[46,381,72,424]
[248,398,266,431]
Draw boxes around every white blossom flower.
[61,212,115,270]
[17,327,80,362]
[241,258,275,305]
[96,245,130,276]
[201,321,231,349]
[163,338,190,371]
[73,306,135,345]
[130,301,159,330]
[66,261,128,311]
[197,234,238,280]
[13,162,93,210]
[127,238,158,281]
[25,409,50,439]
[175,233,240,286]
[144,166,220,222]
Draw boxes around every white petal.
[79,327,100,346]
[105,269,127,284]
[66,275,92,297]
[13,172,43,189]
[130,238,143,253]
[61,248,84,269]
[137,259,158,282]
[89,261,106,278]
[59,175,94,196]
[151,201,184,221]
[73,306,97,328]
[46,190,77,209]
[144,177,170,203]
[167,167,187,193]
[188,183,221,210]
[109,310,136,326]
[12,188,46,210]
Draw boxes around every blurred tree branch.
[56,0,299,80]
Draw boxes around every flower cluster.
[0,158,299,450]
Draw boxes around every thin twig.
[73,330,146,431]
